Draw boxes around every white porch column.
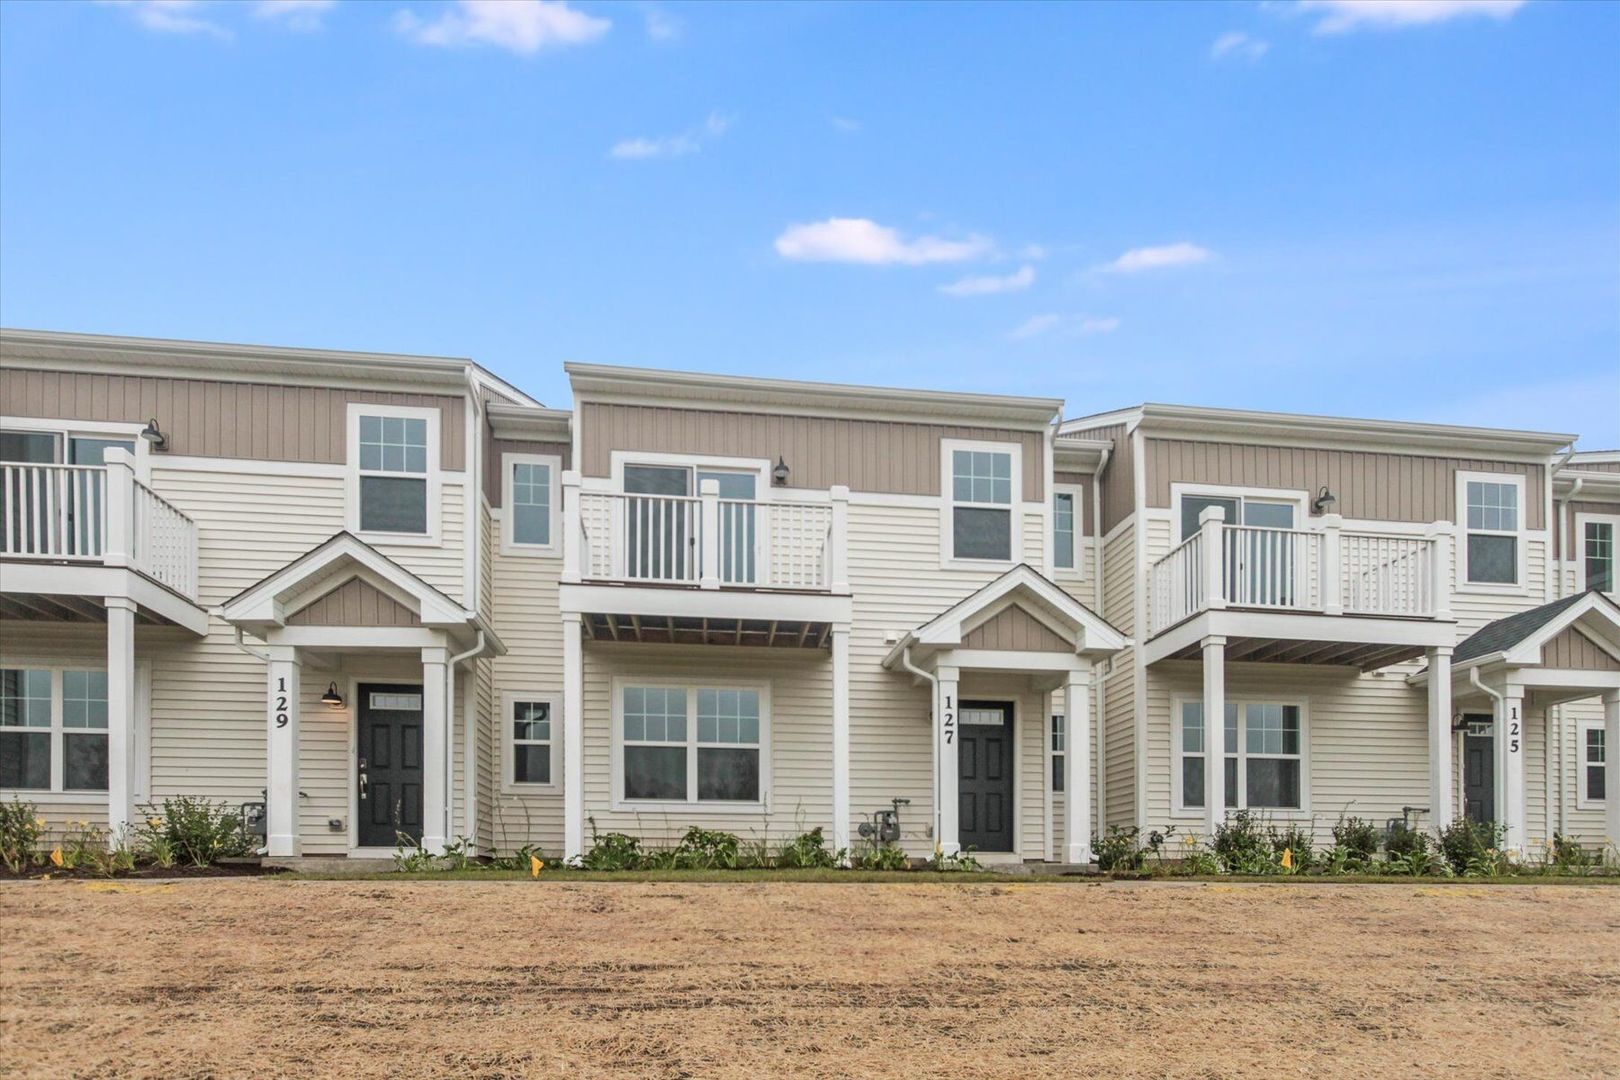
[1496,686,1526,853]
[1320,514,1344,616]
[936,665,960,856]
[1426,646,1453,828]
[563,611,585,862]
[830,624,851,859]
[1604,690,1620,851]
[420,646,450,854]
[561,470,582,584]
[1202,635,1227,840]
[1063,667,1092,865]
[105,596,138,841]
[264,645,301,857]
[698,479,721,589]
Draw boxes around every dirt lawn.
[2,879,1617,1079]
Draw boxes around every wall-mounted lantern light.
[320,682,345,709]
[139,418,168,451]
[1311,486,1337,515]
[772,456,790,487]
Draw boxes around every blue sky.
[2,0,1617,444]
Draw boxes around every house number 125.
[275,676,289,729]
[1508,705,1519,754]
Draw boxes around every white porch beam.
[1426,646,1454,829]
[105,596,138,841]
[420,646,450,854]
[1202,635,1227,841]
[830,624,851,860]
[936,665,960,857]
[265,645,301,857]
[563,612,585,862]
[1063,667,1092,865]
[1605,690,1620,852]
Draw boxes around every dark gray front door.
[1463,716,1494,826]
[357,684,424,847]
[958,701,1015,853]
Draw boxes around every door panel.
[1463,726,1495,826]
[958,701,1015,853]
[357,684,425,847]
[623,465,693,580]
[698,470,758,584]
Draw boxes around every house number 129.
[275,676,289,729]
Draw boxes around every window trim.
[609,676,771,812]
[1577,719,1606,810]
[1171,694,1312,817]
[0,665,112,797]
[940,437,1024,569]
[345,403,441,545]
[1455,470,1527,594]
[1051,483,1085,579]
[500,452,562,557]
[1575,511,1620,596]
[500,691,558,792]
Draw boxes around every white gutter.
[1091,443,1111,832]
[446,630,487,850]
[230,629,273,855]
[1550,449,1579,835]
[898,645,939,850]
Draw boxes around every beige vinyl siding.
[1554,697,1608,846]
[287,577,421,627]
[1102,521,1136,828]
[0,367,466,469]
[485,513,565,855]
[1143,439,1547,529]
[484,438,571,507]
[580,402,1046,500]
[580,645,834,847]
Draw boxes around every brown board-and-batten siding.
[1063,423,1133,535]
[578,402,1045,500]
[1143,439,1546,529]
[0,367,465,469]
[287,578,421,627]
[1542,628,1620,671]
[483,437,572,507]
[962,605,1073,652]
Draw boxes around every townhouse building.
[2,328,1616,866]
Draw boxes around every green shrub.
[1549,832,1597,872]
[1094,825,1147,872]
[673,827,741,869]
[392,834,435,872]
[1438,819,1503,876]
[927,849,981,872]
[137,797,252,868]
[852,845,908,871]
[489,843,547,872]
[1214,811,1277,874]
[774,828,840,869]
[1384,821,1429,860]
[581,831,644,871]
[1270,824,1315,873]
[1331,816,1379,863]
[0,799,43,873]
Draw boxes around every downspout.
[1551,455,1581,836]
[1091,444,1111,833]
[898,645,939,848]
[446,630,486,850]
[231,629,272,856]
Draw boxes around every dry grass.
[2,878,1617,1079]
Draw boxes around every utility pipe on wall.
[446,630,486,850]
[898,645,939,849]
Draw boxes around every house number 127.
[942,693,955,746]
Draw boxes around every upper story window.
[1053,489,1078,572]
[501,453,561,556]
[943,440,1021,564]
[347,405,439,542]
[1579,514,1618,593]
[1459,473,1523,587]
[0,667,108,794]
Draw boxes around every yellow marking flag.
[530,855,544,878]
[49,847,64,868]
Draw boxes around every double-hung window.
[619,682,765,805]
[504,696,555,788]
[945,440,1019,563]
[1581,724,1606,807]
[1460,474,1523,587]
[501,453,561,555]
[1579,514,1619,594]
[1051,713,1065,792]
[1052,487,1079,573]
[349,405,437,539]
[1177,699,1304,812]
[0,668,108,793]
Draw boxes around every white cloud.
[939,265,1035,297]
[830,115,862,133]
[253,0,335,30]
[98,1,231,38]
[775,218,993,266]
[1211,31,1269,60]
[1010,313,1121,341]
[641,4,680,40]
[1100,241,1214,273]
[1298,0,1525,35]
[394,0,609,55]
[610,112,732,161]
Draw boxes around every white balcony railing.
[0,452,199,601]
[568,479,847,593]
[1149,508,1450,635]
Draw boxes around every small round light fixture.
[320,682,345,708]
[139,418,168,451]
[1311,485,1337,515]
[772,456,790,487]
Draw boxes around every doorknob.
[358,759,369,800]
